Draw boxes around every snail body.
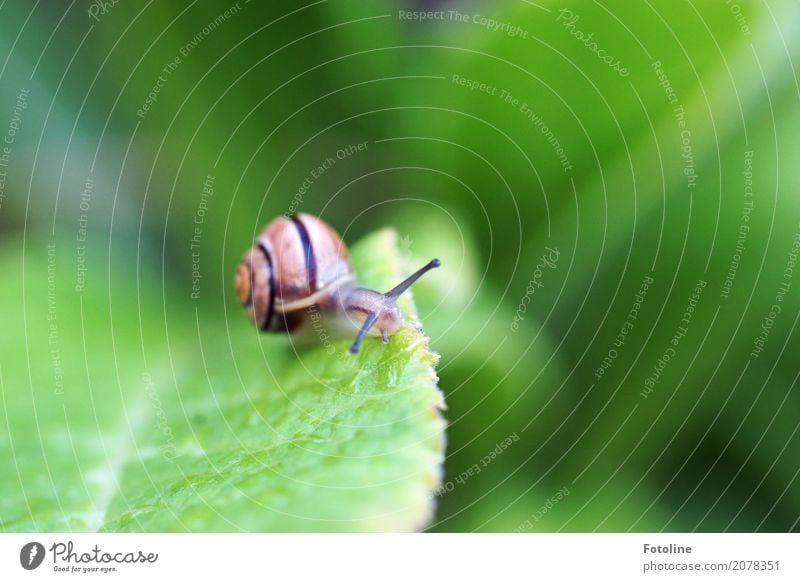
[235,213,439,353]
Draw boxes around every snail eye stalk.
[384,259,441,299]
[348,259,441,354]
[349,312,379,354]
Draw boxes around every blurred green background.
[2,0,800,531]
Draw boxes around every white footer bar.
[1,533,797,581]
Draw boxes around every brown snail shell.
[235,213,439,353]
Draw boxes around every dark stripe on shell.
[290,215,317,294]
[256,242,276,331]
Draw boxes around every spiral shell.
[235,213,354,331]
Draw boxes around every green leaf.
[0,229,446,532]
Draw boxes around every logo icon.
[20,542,45,570]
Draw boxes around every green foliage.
[2,0,800,532]
[0,231,445,532]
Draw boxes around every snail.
[235,213,440,354]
